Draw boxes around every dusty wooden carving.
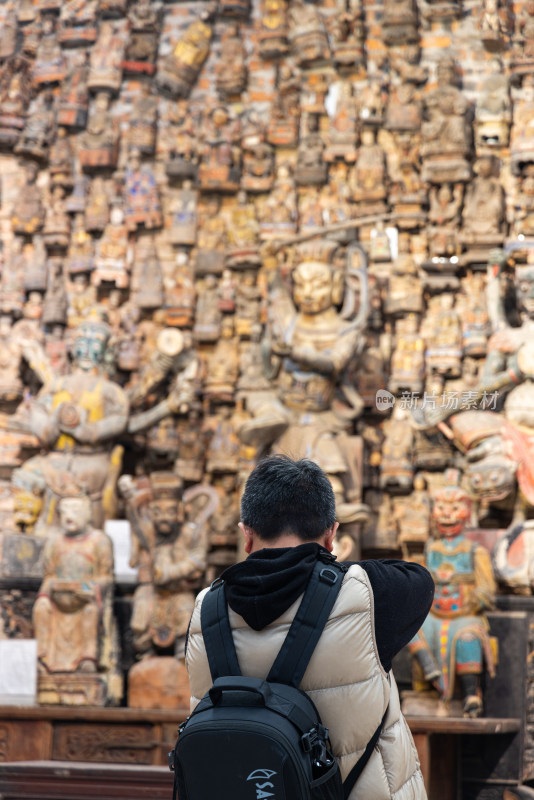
[78,92,119,171]
[33,493,120,706]
[156,6,215,98]
[119,473,218,658]
[421,56,472,184]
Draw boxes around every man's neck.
[250,533,324,553]
[241,521,337,555]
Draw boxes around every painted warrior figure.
[259,0,289,58]
[462,155,505,238]
[408,483,496,717]
[119,472,218,658]
[93,206,131,288]
[57,51,90,129]
[33,15,66,86]
[78,92,119,171]
[87,21,125,94]
[124,0,161,74]
[15,88,56,162]
[11,162,44,235]
[128,83,158,156]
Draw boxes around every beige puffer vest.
[186,563,427,800]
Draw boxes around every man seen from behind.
[186,455,434,799]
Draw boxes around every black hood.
[223,542,330,631]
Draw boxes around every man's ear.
[324,521,339,553]
[238,522,254,554]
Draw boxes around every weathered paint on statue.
[13,315,129,533]
[408,484,496,717]
[32,493,119,705]
[237,244,368,525]
[119,472,218,659]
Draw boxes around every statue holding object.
[32,492,120,705]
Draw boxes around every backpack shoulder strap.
[343,709,387,799]
[267,555,346,687]
[201,579,242,680]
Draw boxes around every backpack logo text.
[246,769,277,799]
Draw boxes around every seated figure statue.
[407,482,496,717]
[32,491,119,705]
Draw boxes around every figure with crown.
[13,313,129,534]
[406,477,496,718]
[237,241,369,526]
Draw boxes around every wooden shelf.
[405,716,521,735]
[0,704,188,723]
[0,761,173,800]
[0,705,519,734]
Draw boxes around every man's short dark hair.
[240,455,336,541]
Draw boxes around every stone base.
[38,672,107,706]
[127,657,190,710]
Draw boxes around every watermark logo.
[397,390,498,411]
[375,389,396,412]
[374,389,500,412]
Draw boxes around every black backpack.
[169,553,385,800]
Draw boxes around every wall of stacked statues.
[0,0,534,713]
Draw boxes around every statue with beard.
[119,472,218,659]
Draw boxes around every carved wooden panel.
[52,724,158,764]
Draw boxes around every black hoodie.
[223,543,435,672]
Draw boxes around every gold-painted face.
[13,491,42,531]
[292,261,334,315]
